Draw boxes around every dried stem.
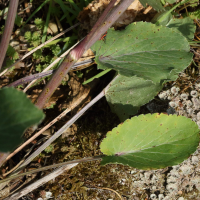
[35,0,134,109]
[4,163,78,200]
[0,0,19,70]
[7,58,93,88]
[1,155,103,185]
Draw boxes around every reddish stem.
[0,0,19,71]
[35,0,135,109]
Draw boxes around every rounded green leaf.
[100,113,199,170]
[105,75,163,121]
[92,22,193,83]
[0,88,44,152]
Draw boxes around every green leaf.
[139,0,165,11]
[7,45,19,60]
[100,113,199,170]
[105,75,163,121]
[0,88,44,152]
[15,15,23,26]
[167,17,195,40]
[92,22,193,83]
[151,8,173,26]
[166,0,176,3]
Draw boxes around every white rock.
[178,197,184,200]
[158,194,165,200]
[180,93,188,100]
[37,198,43,200]
[159,92,167,99]
[169,101,178,108]
[150,194,157,199]
[192,97,200,110]
[180,164,192,175]
[167,176,177,183]
[170,171,179,178]
[46,191,53,199]
[191,90,198,97]
[171,86,180,95]
[192,156,199,164]
[152,186,157,190]
[166,183,178,192]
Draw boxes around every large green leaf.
[92,22,193,83]
[100,113,199,170]
[167,17,195,41]
[0,88,44,152]
[105,75,162,121]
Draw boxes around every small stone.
[177,190,183,195]
[166,183,178,192]
[191,90,198,97]
[192,97,200,110]
[158,194,164,200]
[37,198,43,200]
[195,83,200,90]
[178,197,184,200]
[152,186,157,190]
[170,171,179,178]
[180,93,188,100]
[169,101,178,108]
[186,100,193,107]
[46,191,52,199]
[187,108,193,116]
[150,194,157,199]
[180,164,192,175]
[130,170,136,174]
[192,156,199,164]
[158,92,167,99]
[171,86,180,95]
[167,176,176,183]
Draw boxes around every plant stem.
[0,155,104,184]
[16,88,106,172]
[0,0,19,70]
[35,0,135,109]
[7,58,93,87]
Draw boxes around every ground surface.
[0,0,200,200]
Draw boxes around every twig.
[0,0,19,70]
[0,23,79,77]
[0,156,103,184]
[7,58,93,87]
[4,163,78,200]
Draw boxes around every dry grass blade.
[4,164,78,200]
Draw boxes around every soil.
[0,0,200,200]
